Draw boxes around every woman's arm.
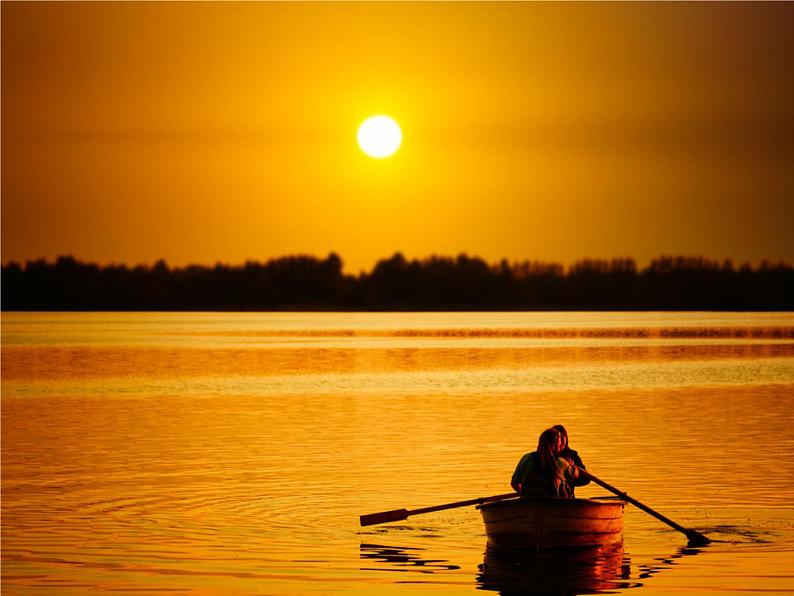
[511,453,532,493]
[569,450,591,486]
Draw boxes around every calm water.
[2,312,794,595]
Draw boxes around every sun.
[357,115,402,158]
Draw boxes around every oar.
[578,468,710,546]
[360,492,518,527]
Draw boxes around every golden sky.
[3,2,793,272]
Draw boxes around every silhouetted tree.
[2,253,792,311]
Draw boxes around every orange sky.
[3,2,793,273]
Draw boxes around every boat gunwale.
[477,496,626,511]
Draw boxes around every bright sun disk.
[357,115,402,158]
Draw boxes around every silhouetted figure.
[553,424,591,496]
[511,428,579,498]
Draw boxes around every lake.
[2,312,794,594]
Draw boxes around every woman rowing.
[553,424,591,496]
[510,427,579,498]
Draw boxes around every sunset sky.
[3,2,793,273]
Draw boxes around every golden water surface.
[2,312,794,594]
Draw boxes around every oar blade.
[579,467,711,546]
[360,508,409,527]
[685,530,711,546]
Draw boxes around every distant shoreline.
[3,253,793,311]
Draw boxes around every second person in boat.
[553,424,591,496]
[511,427,579,498]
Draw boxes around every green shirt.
[511,451,576,497]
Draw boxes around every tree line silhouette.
[2,253,793,311]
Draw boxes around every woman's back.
[514,452,575,498]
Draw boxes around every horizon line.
[3,252,793,272]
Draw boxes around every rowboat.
[478,496,625,550]
[361,470,708,547]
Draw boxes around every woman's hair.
[552,424,568,446]
[537,427,566,495]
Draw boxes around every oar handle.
[578,468,710,545]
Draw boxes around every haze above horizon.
[3,2,793,273]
